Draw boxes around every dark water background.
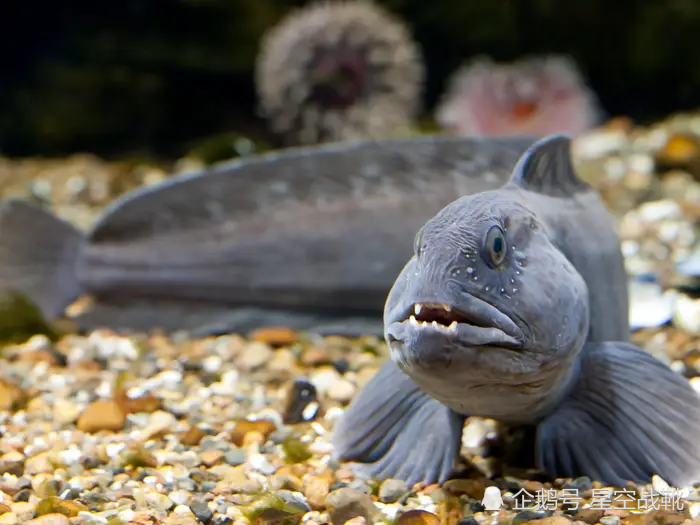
[2,0,698,160]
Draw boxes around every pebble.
[236,342,273,371]
[25,515,71,525]
[327,379,356,403]
[142,410,178,440]
[189,501,213,524]
[325,488,377,525]
[76,400,125,433]
[378,479,408,503]
[2,122,700,525]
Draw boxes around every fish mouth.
[387,297,524,350]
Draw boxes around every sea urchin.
[435,55,601,138]
[255,0,425,146]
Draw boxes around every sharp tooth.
[409,315,418,326]
[414,304,422,316]
[431,321,439,329]
[444,304,452,312]
[448,321,458,332]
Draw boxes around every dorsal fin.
[510,134,590,197]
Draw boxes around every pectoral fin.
[536,341,700,487]
[332,360,465,486]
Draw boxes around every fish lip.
[386,294,524,349]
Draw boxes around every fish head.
[383,190,589,418]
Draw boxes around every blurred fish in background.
[254,0,426,146]
[435,54,602,138]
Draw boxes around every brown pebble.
[326,488,376,525]
[16,350,58,366]
[180,425,206,446]
[442,478,486,500]
[523,480,544,493]
[574,509,604,524]
[250,326,299,347]
[230,420,276,447]
[303,474,330,509]
[0,505,9,515]
[0,380,27,412]
[396,510,440,525]
[199,450,224,468]
[76,400,125,433]
[25,514,71,525]
[301,347,332,367]
[114,388,161,414]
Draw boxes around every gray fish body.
[0,135,535,334]
[334,135,700,488]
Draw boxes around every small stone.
[343,518,367,525]
[0,452,24,476]
[24,453,53,475]
[11,502,34,521]
[189,501,213,525]
[250,327,299,347]
[114,389,161,414]
[600,517,620,525]
[0,380,27,412]
[200,450,225,467]
[141,410,178,440]
[230,420,276,447]
[52,400,80,425]
[310,367,342,395]
[223,449,246,466]
[327,379,355,403]
[303,475,330,509]
[513,511,552,524]
[25,514,71,525]
[325,488,376,525]
[76,400,125,433]
[236,342,273,371]
[442,479,486,500]
[169,491,190,506]
[378,479,408,503]
[573,509,603,525]
[283,379,319,425]
[35,498,88,518]
[0,513,17,525]
[567,477,593,491]
[180,426,206,446]
[396,510,440,525]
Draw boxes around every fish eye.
[483,225,507,267]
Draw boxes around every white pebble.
[248,454,276,475]
[169,490,190,506]
[118,509,135,522]
[77,511,108,525]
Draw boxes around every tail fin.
[0,199,85,319]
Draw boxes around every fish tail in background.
[537,341,700,488]
[0,199,86,319]
[332,360,466,486]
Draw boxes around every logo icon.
[482,486,503,511]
